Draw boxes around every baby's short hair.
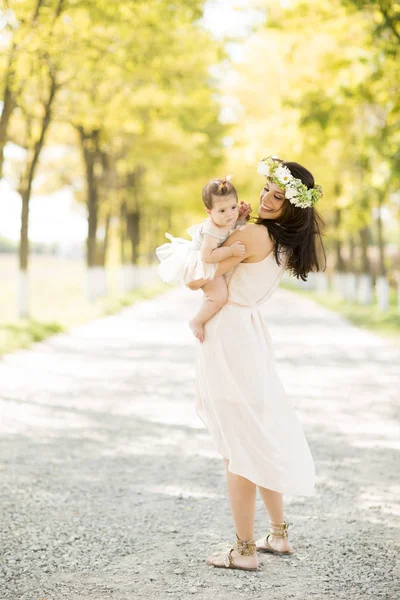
[202,178,238,209]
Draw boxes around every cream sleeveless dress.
[195,250,315,496]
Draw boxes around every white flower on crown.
[284,185,298,201]
[275,165,292,184]
[257,161,270,177]
[292,196,302,207]
[257,155,323,209]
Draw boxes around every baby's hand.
[230,241,246,257]
[238,201,252,220]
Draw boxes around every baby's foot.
[189,320,204,343]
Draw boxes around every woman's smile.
[258,182,286,219]
[260,202,275,213]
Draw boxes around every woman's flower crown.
[257,156,323,209]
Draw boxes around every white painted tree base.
[376,276,389,312]
[358,274,373,305]
[315,272,329,293]
[17,270,30,319]
[119,265,137,293]
[118,265,159,293]
[332,273,346,298]
[140,266,158,287]
[344,273,357,302]
[86,267,107,302]
[296,271,316,290]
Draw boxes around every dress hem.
[195,408,316,498]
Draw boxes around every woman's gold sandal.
[207,533,259,571]
[257,520,294,556]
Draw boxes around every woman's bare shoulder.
[222,222,273,259]
[233,222,259,237]
[237,222,273,245]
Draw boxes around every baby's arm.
[200,222,245,263]
[200,234,242,263]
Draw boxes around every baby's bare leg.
[186,278,206,291]
[189,276,228,343]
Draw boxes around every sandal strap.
[235,533,257,556]
[224,549,234,567]
[268,520,289,540]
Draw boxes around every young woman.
[190,156,325,571]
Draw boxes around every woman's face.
[258,179,285,220]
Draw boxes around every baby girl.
[156,177,251,342]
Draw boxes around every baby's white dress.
[156,219,230,285]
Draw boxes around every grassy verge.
[281,281,400,346]
[101,282,171,316]
[0,254,170,355]
[0,321,65,354]
[0,283,170,355]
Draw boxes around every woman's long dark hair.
[256,160,326,281]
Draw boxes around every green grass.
[0,321,65,354]
[0,255,169,355]
[101,282,171,316]
[282,281,400,346]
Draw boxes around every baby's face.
[207,194,239,228]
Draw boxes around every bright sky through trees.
[0,0,257,245]
[1,0,398,269]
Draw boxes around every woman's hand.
[230,241,246,257]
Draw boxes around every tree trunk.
[376,197,386,277]
[124,167,144,267]
[18,74,57,268]
[19,189,30,271]
[145,210,155,264]
[16,74,58,318]
[87,182,98,267]
[359,226,371,274]
[348,236,356,271]
[120,200,127,265]
[77,127,101,267]
[126,210,141,265]
[18,187,30,317]
[100,211,111,267]
[0,49,17,179]
[334,209,346,272]
[0,0,60,178]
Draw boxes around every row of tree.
[1,0,399,317]
[222,0,399,280]
[0,0,225,314]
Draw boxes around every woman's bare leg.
[189,276,228,343]
[256,486,293,552]
[257,487,284,522]
[207,458,258,568]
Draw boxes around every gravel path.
[0,286,399,600]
